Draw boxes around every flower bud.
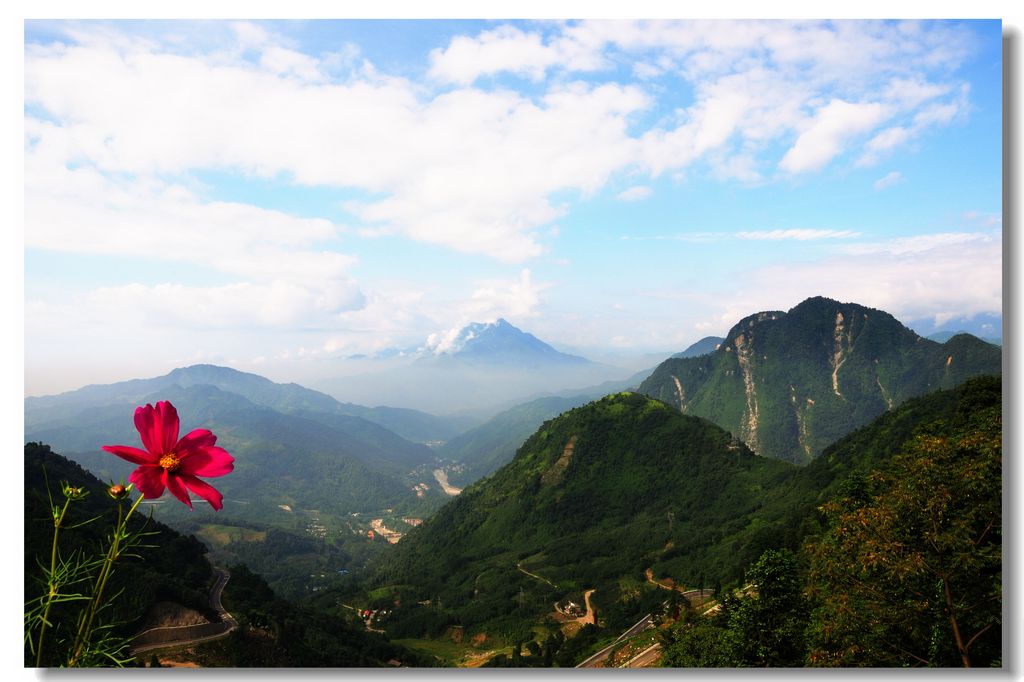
[61,482,88,501]
[106,481,133,501]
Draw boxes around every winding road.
[515,562,558,589]
[129,568,238,656]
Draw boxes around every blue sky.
[22,18,1003,395]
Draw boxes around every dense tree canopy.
[804,403,1001,667]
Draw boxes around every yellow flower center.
[159,453,181,472]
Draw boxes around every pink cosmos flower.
[102,401,234,510]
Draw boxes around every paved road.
[516,562,558,589]
[575,614,654,668]
[129,568,238,655]
[623,643,662,668]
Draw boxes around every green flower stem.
[68,493,145,667]
[35,497,73,667]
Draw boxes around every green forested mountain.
[658,375,1001,668]
[367,392,794,640]
[436,367,668,489]
[639,296,1000,463]
[29,384,449,528]
[24,366,472,601]
[360,376,1000,659]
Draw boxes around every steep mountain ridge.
[437,394,591,487]
[371,392,795,635]
[639,296,1000,463]
[672,336,725,359]
[366,376,1000,647]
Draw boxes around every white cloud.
[25,131,353,286]
[426,20,975,182]
[735,229,861,241]
[24,20,980,271]
[706,231,1001,328]
[616,185,652,202]
[779,99,887,174]
[858,83,969,166]
[839,232,990,256]
[860,127,912,165]
[873,170,904,191]
[86,280,365,329]
[428,25,560,84]
[260,45,325,82]
[463,269,550,322]
[882,77,951,109]
[632,229,860,242]
[26,35,650,263]
[961,210,1002,229]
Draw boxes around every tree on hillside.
[722,548,809,666]
[804,410,1001,667]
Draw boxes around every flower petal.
[102,445,157,466]
[178,474,225,511]
[133,405,158,454]
[175,429,217,453]
[178,444,234,478]
[154,401,180,453]
[129,465,166,499]
[164,471,193,509]
[133,401,180,455]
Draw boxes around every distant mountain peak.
[422,319,591,366]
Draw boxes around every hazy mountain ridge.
[26,364,468,444]
[672,336,725,359]
[926,329,1002,346]
[639,296,1001,463]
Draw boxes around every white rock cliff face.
[831,312,848,399]
[734,333,760,454]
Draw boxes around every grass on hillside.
[194,524,267,547]
[392,636,513,667]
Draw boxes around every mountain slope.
[367,376,1000,646]
[437,395,591,487]
[639,297,1001,463]
[436,364,670,489]
[370,392,794,633]
[27,384,448,527]
[24,443,216,666]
